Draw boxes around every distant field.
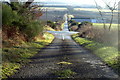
[42,7,118,12]
[40,7,118,23]
[77,22,118,29]
[42,7,67,11]
[93,23,118,29]
[74,8,118,12]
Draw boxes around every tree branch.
[23,0,34,8]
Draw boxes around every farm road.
[10,21,119,79]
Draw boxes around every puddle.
[57,61,72,65]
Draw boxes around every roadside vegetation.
[69,20,119,75]
[72,34,119,74]
[2,1,63,79]
[47,20,63,31]
[69,20,118,47]
[2,32,54,78]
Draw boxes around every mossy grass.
[72,34,120,74]
[2,33,54,79]
[54,69,76,79]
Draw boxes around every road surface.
[10,21,119,79]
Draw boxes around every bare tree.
[94,0,106,30]
[94,0,118,31]
[102,0,118,31]
[9,0,34,9]
[8,0,43,20]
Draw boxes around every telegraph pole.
[46,8,47,25]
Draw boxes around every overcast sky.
[2,0,120,7]
[35,0,119,6]
[35,0,103,5]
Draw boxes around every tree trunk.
[109,11,114,31]
[94,0,106,30]
[100,12,106,30]
[23,0,34,8]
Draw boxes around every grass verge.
[54,69,76,79]
[72,34,120,74]
[2,32,54,79]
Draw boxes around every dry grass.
[77,23,118,47]
[91,28,118,47]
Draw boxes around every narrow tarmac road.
[10,21,119,79]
